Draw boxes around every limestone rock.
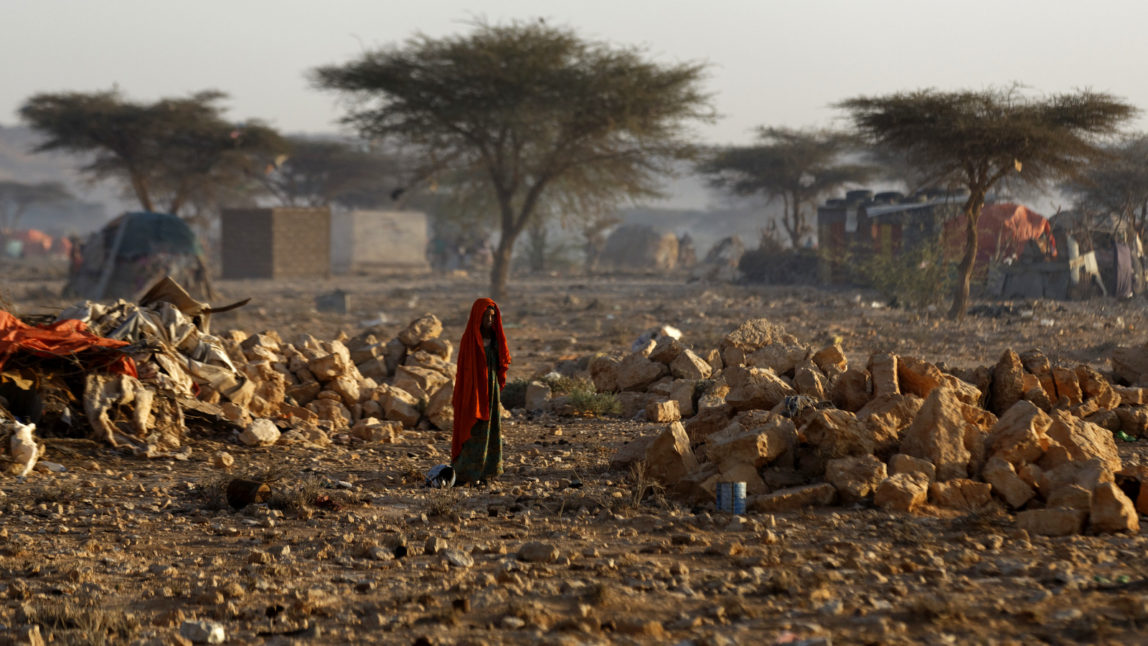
[856,393,923,435]
[1076,365,1120,410]
[1046,484,1092,512]
[831,368,871,412]
[1116,406,1148,437]
[350,418,403,443]
[706,418,793,469]
[811,344,847,375]
[524,382,551,411]
[989,349,1025,416]
[982,456,1036,509]
[610,433,656,471]
[900,388,973,480]
[648,336,683,364]
[1090,482,1140,533]
[721,318,798,354]
[393,366,450,401]
[398,313,442,348]
[888,453,936,482]
[985,400,1053,466]
[616,352,668,392]
[239,419,280,447]
[646,399,681,423]
[745,343,809,376]
[1111,344,1148,385]
[799,409,874,460]
[645,421,698,485]
[896,356,946,399]
[1017,508,1086,536]
[748,483,836,512]
[684,405,735,443]
[425,383,454,431]
[868,353,899,398]
[1045,410,1122,475]
[1114,386,1148,406]
[724,366,795,411]
[376,384,421,428]
[874,472,929,512]
[825,454,887,503]
[670,349,712,380]
[1051,366,1083,406]
[670,379,697,418]
[928,478,992,511]
[793,361,828,400]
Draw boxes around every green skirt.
[453,417,503,485]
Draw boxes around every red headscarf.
[451,298,511,461]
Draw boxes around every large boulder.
[398,313,443,348]
[724,366,795,411]
[874,473,929,513]
[989,349,1025,416]
[748,483,836,513]
[899,388,974,480]
[645,421,698,485]
[1017,508,1087,536]
[616,353,669,392]
[825,455,887,503]
[985,400,1053,466]
[1045,410,1122,476]
[982,456,1036,509]
[831,368,872,412]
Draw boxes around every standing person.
[451,298,511,485]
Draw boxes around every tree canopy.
[312,20,713,300]
[699,127,874,247]
[19,90,286,217]
[262,136,404,209]
[839,87,1136,319]
[1061,134,1148,236]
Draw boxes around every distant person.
[451,298,511,486]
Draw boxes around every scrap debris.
[2,275,457,470]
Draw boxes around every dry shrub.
[627,461,665,507]
[501,378,529,409]
[268,475,325,514]
[425,485,463,517]
[24,599,140,645]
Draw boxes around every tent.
[64,212,213,301]
[945,203,1056,273]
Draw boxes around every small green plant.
[568,389,621,416]
[854,238,956,309]
[540,374,589,395]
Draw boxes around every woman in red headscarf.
[451,298,511,485]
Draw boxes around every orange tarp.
[946,203,1056,269]
[0,310,137,377]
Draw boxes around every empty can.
[715,481,746,515]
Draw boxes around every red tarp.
[946,203,1056,270]
[0,310,137,377]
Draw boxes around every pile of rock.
[603,318,1146,535]
[13,293,456,457]
[211,311,456,446]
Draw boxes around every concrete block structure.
[221,207,331,279]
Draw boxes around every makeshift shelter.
[64,212,212,301]
[944,203,1057,273]
[220,207,330,279]
[330,210,429,274]
[599,225,679,271]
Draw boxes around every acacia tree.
[19,90,285,216]
[839,87,1135,320]
[312,20,712,300]
[699,127,874,248]
[1061,134,1148,238]
[0,180,72,230]
[262,136,406,209]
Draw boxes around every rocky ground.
[3,261,1148,645]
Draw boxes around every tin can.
[715,481,746,515]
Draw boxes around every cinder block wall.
[221,207,330,279]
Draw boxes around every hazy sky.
[6,0,1148,147]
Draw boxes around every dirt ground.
[3,261,1148,645]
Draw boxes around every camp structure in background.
[598,224,680,272]
[0,229,71,259]
[220,207,330,279]
[330,209,428,274]
[64,212,212,301]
